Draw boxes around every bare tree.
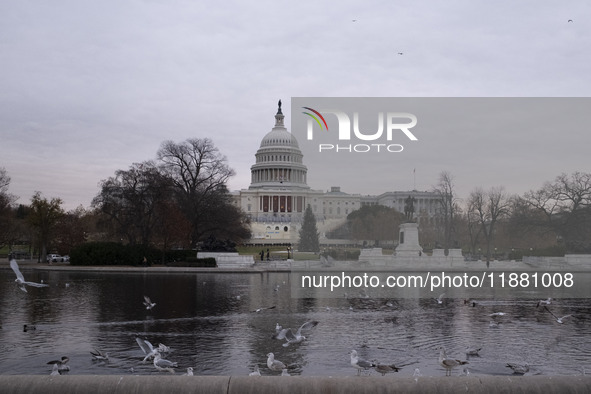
[348,205,405,246]
[0,168,18,250]
[157,138,242,246]
[519,172,591,252]
[0,167,10,193]
[93,161,170,245]
[433,171,459,254]
[28,192,65,263]
[464,209,483,258]
[54,206,91,255]
[467,186,511,263]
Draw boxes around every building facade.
[361,191,443,226]
[232,102,442,245]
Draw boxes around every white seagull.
[413,368,422,382]
[465,346,482,356]
[251,305,276,313]
[536,298,552,307]
[50,363,60,376]
[554,314,572,324]
[266,353,286,372]
[438,347,468,376]
[153,351,177,373]
[506,362,529,374]
[135,335,158,362]
[183,367,194,376]
[544,306,572,324]
[10,259,49,292]
[489,312,506,317]
[434,293,445,304]
[350,349,376,376]
[143,295,156,310]
[249,364,261,376]
[277,321,319,347]
[90,348,109,361]
[47,356,70,373]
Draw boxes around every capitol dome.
[259,127,300,149]
[249,100,309,190]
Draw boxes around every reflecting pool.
[0,265,590,377]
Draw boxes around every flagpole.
[413,168,416,190]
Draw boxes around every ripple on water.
[1,269,590,376]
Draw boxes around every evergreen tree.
[298,204,319,252]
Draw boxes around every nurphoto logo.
[301,107,418,153]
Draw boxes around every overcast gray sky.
[1,0,589,210]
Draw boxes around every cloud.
[1,0,590,209]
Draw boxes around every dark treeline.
[327,171,591,261]
[0,138,250,263]
[1,154,590,262]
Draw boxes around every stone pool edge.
[1,375,590,394]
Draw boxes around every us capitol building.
[230,102,442,245]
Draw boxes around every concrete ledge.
[1,375,591,394]
[197,252,255,268]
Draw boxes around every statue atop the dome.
[275,99,284,125]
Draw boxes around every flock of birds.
[7,259,581,377]
[247,292,576,377]
[348,17,574,57]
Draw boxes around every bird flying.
[90,348,109,361]
[544,306,572,324]
[135,335,158,362]
[274,321,319,347]
[434,293,445,304]
[251,305,276,313]
[143,295,156,310]
[10,259,49,292]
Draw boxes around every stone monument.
[395,195,423,257]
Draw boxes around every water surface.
[1,266,590,377]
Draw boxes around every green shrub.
[70,242,159,266]
[166,258,216,267]
[69,243,214,266]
